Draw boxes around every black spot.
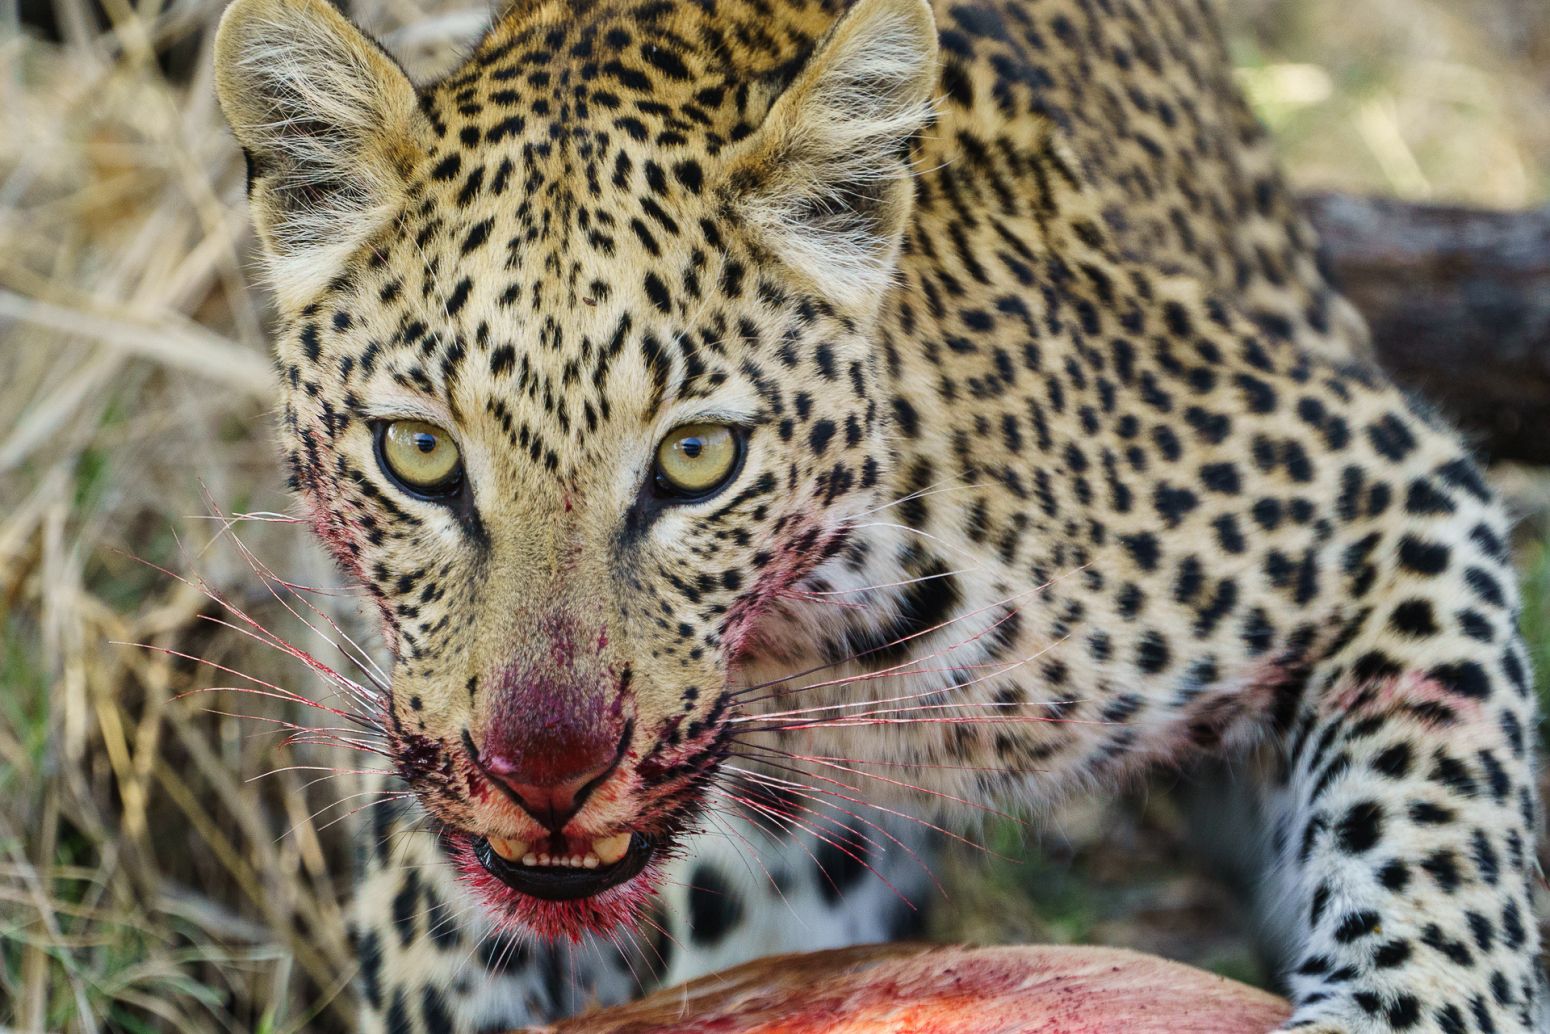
[1398,536,1450,576]
[1421,849,1462,892]
[477,930,529,974]
[1152,483,1199,527]
[1121,532,1160,572]
[1199,462,1241,494]
[643,272,671,313]
[1367,413,1417,460]
[385,989,411,1034]
[687,864,744,947]
[1405,478,1455,515]
[357,930,383,1008]
[445,277,472,316]
[1235,373,1277,413]
[1429,660,1491,700]
[836,555,960,667]
[1378,860,1411,891]
[1372,743,1412,779]
[808,419,836,456]
[674,160,704,194]
[1334,909,1381,942]
[299,323,321,362]
[813,824,870,904]
[1373,939,1412,968]
[1386,994,1421,1029]
[1335,800,1383,854]
[421,986,452,1031]
[391,870,420,944]
[1388,600,1437,637]
[1135,631,1170,674]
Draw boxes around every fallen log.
[1303,193,1550,465]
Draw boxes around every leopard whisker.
[726,760,1004,856]
[727,747,1016,824]
[724,766,959,882]
[709,783,920,907]
[746,562,1085,698]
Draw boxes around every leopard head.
[215,0,938,936]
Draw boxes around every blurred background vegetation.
[1,0,1547,1030]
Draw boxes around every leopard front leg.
[1254,620,1546,1032]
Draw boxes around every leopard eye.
[376,420,463,498]
[654,423,741,499]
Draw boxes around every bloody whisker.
[726,769,899,857]
[725,759,1001,858]
[727,746,1014,824]
[841,520,984,564]
[294,790,419,840]
[772,589,871,611]
[734,567,1084,705]
[194,706,389,756]
[709,783,918,908]
[794,563,986,598]
[735,633,1069,724]
[737,635,1091,740]
[211,510,391,690]
[624,907,683,971]
[744,713,1108,732]
[702,796,840,891]
[120,639,377,730]
[188,614,384,718]
[737,750,1030,775]
[738,696,1065,731]
[728,764,959,868]
[118,546,389,715]
[697,809,795,907]
[248,764,391,789]
[730,580,1046,701]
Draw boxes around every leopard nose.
[483,756,611,833]
[469,723,631,833]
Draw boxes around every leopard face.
[216,0,937,936]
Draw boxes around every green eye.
[655,423,740,498]
[377,420,463,497]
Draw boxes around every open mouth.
[471,831,656,901]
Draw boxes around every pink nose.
[479,744,620,832]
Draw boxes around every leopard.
[212,0,1546,1030]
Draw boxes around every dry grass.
[1,1,1546,1031]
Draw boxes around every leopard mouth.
[470,831,656,901]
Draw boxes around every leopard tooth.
[592,833,631,866]
[488,837,529,862]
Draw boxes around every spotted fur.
[214,0,1545,1030]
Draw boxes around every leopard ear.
[214,0,422,308]
[728,0,937,312]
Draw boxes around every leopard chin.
[450,830,669,941]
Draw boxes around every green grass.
[1519,532,1550,750]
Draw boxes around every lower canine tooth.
[489,837,528,862]
[593,833,631,865]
